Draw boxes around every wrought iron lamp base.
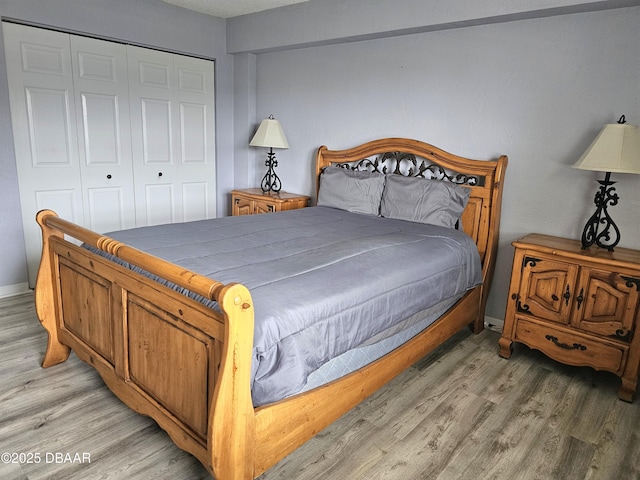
[580,171,620,251]
[261,148,282,193]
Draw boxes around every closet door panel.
[5,23,216,286]
[86,187,126,233]
[141,98,173,163]
[35,189,82,226]
[71,34,135,233]
[183,182,208,222]
[174,54,216,222]
[180,103,206,163]
[128,47,180,225]
[25,87,75,165]
[79,93,120,165]
[128,46,215,226]
[144,184,175,226]
[4,23,83,286]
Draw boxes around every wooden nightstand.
[499,233,640,402]
[231,188,309,216]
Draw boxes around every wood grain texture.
[2,293,639,479]
[231,189,309,216]
[501,234,640,402]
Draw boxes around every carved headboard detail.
[332,150,484,186]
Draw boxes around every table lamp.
[249,115,289,193]
[573,115,640,251]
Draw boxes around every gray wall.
[0,0,234,293]
[232,5,640,321]
[2,0,639,324]
[227,0,640,54]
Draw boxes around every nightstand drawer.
[514,316,627,374]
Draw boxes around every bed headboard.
[315,138,508,274]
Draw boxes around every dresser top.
[513,233,640,267]
[232,188,310,201]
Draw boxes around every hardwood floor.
[1,292,638,479]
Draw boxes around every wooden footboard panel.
[36,210,257,479]
[50,238,222,463]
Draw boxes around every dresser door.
[232,195,253,216]
[571,268,640,341]
[516,255,579,324]
[253,199,277,214]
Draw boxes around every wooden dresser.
[231,188,309,216]
[499,233,640,401]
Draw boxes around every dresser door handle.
[563,285,571,306]
[545,335,586,351]
[575,288,584,309]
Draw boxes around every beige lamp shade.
[573,122,640,174]
[249,116,289,149]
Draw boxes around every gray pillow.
[380,174,470,228]
[317,167,385,215]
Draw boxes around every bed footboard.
[34,210,256,480]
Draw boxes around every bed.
[34,137,507,479]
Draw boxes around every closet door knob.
[106,174,112,179]
[158,172,163,177]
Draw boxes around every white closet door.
[70,34,136,234]
[4,23,83,285]
[5,23,216,286]
[127,46,216,226]
[174,53,216,223]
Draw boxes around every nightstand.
[499,233,640,402]
[231,188,309,216]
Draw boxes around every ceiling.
[162,0,310,18]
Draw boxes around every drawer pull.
[545,334,586,351]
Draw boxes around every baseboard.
[484,316,504,333]
[0,282,31,298]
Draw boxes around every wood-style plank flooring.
[1,292,638,479]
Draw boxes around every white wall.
[244,7,640,320]
[0,0,234,291]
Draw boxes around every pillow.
[317,167,385,215]
[380,174,470,228]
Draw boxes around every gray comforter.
[100,206,482,406]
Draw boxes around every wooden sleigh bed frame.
[35,137,507,479]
